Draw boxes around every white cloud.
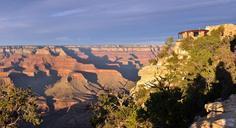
[51,8,88,17]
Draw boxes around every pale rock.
[136,65,158,87]
[35,47,51,55]
[206,24,236,37]
[205,102,224,113]
[191,94,236,128]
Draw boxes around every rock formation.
[1,45,156,97]
[132,24,236,96]
[206,24,236,37]
[191,95,236,128]
[0,44,158,127]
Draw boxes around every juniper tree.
[0,81,42,128]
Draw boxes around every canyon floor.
[0,45,159,128]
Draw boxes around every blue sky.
[0,0,235,45]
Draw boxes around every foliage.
[139,75,209,128]
[158,36,174,59]
[133,85,151,106]
[144,86,186,128]
[91,26,236,128]
[148,59,158,65]
[149,36,174,65]
[140,26,236,127]
[0,81,42,128]
[91,92,151,128]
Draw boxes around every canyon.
[0,45,159,127]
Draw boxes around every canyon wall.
[0,45,159,127]
[0,45,159,99]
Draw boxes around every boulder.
[191,95,236,128]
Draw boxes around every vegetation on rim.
[0,80,42,128]
[91,26,236,128]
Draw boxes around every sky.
[0,0,235,45]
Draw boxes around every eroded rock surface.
[191,95,236,128]
[0,45,158,128]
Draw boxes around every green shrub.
[0,81,42,128]
[91,93,152,128]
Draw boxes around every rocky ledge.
[191,95,236,128]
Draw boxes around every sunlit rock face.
[136,65,158,87]
[191,95,236,128]
[206,24,236,37]
[0,45,158,105]
[0,45,158,127]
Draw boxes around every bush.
[144,86,187,128]
[0,82,42,128]
[91,92,151,128]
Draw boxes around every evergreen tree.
[0,80,42,128]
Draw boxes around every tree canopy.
[0,80,42,128]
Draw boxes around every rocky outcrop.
[191,95,236,128]
[206,24,236,37]
[96,69,135,89]
[35,47,51,55]
[56,48,67,56]
[131,24,236,105]
[133,65,157,89]
[44,74,90,100]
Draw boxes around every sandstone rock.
[35,47,51,55]
[45,74,92,100]
[96,69,135,89]
[136,65,157,87]
[22,71,35,76]
[70,73,87,81]
[206,24,236,37]
[56,69,73,76]
[55,47,67,56]
[22,48,34,54]
[0,45,158,128]
[14,48,33,55]
[36,96,49,114]
[191,95,236,128]
[53,98,78,111]
[0,71,9,77]
[205,102,224,113]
